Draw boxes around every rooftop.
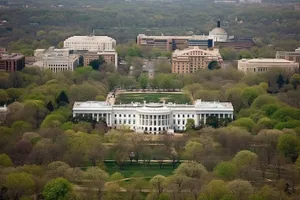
[73,100,233,111]
[0,53,24,60]
[239,58,297,63]
[138,34,209,40]
[173,46,220,57]
[64,35,116,42]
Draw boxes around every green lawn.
[115,93,191,104]
[104,161,178,178]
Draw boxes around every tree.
[0,154,13,167]
[86,140,106,166]
[199,180,229,200]
[185,119,195,131]
[46,101,54,112]
[214,161,236,180]
[232,150,258,180]
[4,172,35,199]
[174,161,208,179]
[110,172,125,181]
[230,117,255,132]
[43,178,72,200]
[277,134,300,162]
[254,129,282,164]
[89,56,105,70]
[55,91,69,106]
[276,74,285,89]
[208,61,221,70]
[227,179,253,200]
[150,175,167,195]
[183,140,203,162]
[138,73,149,89]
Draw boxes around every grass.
[115,93,191,104]
[104,161,178,178]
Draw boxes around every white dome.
[210,27,227,35]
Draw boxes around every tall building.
[33,47,79,72]
[63,35,116,51]
[73,100,234,134]
[137,34,214,51]
[172,46,223,74]
[0,53,25,73]
[83,50,118,68]
[276,48,300,66]
[238,58,299,73]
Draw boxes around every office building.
[83,50,118,68]
[137,34,214,51]
[33,47,79,72]
[238,58,299,73]
[0,53,25,73]
[73,100,234,134]
[172,46,223,74]
[276,48,300,66]
[63,35,116,51]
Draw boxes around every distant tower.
[235,16,238,22]
[217,20,221,28]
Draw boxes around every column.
[204,114,206,124]
[218,114,220,119]
[195,113,199,127]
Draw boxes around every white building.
[33,47,79,72]
[238,58,299,73]
[72,100,234,134]
[208,21,228,42]
[63,35,116,51]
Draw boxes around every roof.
[73,101,111,109]
[64,36,115,42]
[239,58,297,64]
[173,46,221,57]
[209,27,227,35]
[0,53,24,60]
[138,34,209,40]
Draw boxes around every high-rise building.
[0,53,25,73]
[63,35,116,51]
[238,58,299,73]
[172,46,223,74]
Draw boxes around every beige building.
[63,35,116,51]
[33,47,79,72]
[172,46,223,74]
[238,58,299,73]
[83,51,118,69]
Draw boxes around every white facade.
[238,58,299,73]
[63,36,116,51]
[72,100,234,134]
[42,48,79,72]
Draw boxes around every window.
[119,114,121,117]
[133,115,135,117]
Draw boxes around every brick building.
[0,53,25,73]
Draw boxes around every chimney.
[217,21,221,28]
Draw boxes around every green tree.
[185,119,195,131]
[5,172,35,199]
[0,153,13,167]
[138,73,149,89]
[277,134,300,162]
[276,74,285,89]
[150,175,167,195]
[199,180,229,200]
[43,178,72,200]
[214,161,236,180]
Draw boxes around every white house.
[72,100,234,134]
